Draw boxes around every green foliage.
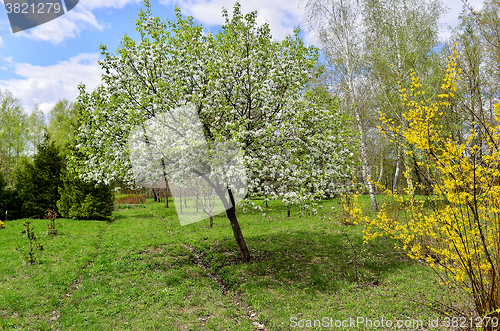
[0,177,20,220]
[0,172,15,224]
[15,136,63,219]
[27,105,46,157]
[18,220,43,265]
[47,99,78,154]
[57,169,114,220]
[13,158,34,215]
[0,172,6,211]
[0,90,28,186]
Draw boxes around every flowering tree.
[72,2,354,262]
[249,86,357,216]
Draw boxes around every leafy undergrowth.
[0,196,468,330]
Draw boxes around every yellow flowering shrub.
[347,46,500,319]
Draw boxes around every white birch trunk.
[393,156,400,193]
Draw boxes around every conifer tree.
[15,135,63,218]
[57,168,114,221]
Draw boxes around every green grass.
[0,196,468,330]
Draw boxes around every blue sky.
[0,0,484,114]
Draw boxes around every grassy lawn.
[0,196,468,330]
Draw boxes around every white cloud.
[16,7,104,44]
[0,36,3,47]
[82,0,141,11]
[38,102,57,114]
[0,53,103,113]
[12,0,141,44]
[160,0,304,40]
[160,0,486,44]
[2,56,14,64]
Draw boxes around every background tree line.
[304,0,500,209]
[0,94,113,220]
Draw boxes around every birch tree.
[0,90,28,186]
[363,0,442,195]
[27,105,46,157]
[303,0,379,210]
[47,99,79,153]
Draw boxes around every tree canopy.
[73,2,356,261]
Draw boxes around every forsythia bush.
[347,46,500,320]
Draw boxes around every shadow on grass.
[190,229,410,294]
[114,200,415,295]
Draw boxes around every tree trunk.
[353,105,378,211]
[346,49,378,211]
[377,158,384,193]
[413,157,423,195]
[413,154,433,196]
[287,204,291,217]
[209,216,213,229]
[393,155,401,194]
[191,169,252,262]
[225,205,250,261]
[179,190,183,214]
[161,158,169,208]
[225,188,251,262]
